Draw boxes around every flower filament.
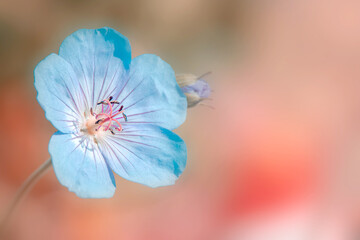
[82,96,127,137]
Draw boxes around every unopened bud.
[176,73,211,108]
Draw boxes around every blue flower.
[34,27,187,198]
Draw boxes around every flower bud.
[176,73,211,108]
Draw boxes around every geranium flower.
[34,27,187,198]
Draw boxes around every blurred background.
[0,0,359,239]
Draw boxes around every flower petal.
[99,124,187,188]
[59,27,131,68]
[59,27,130,108]
[113,54,187,130]
[49,132,116,198]
[34,53,84,133]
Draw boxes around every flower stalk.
[0,158,52,236]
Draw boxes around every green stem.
[0,158,52,236]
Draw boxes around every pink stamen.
[93,97,126,134]
[111,119,123,131]
[103,99,113,115]
[96,113,112,120]
[109,110,124,118]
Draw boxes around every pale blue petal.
[59,27,130,109]
[49,132,116,198]
[34,53,83,133]
[112,54,187,130]
[98,124,187,188]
